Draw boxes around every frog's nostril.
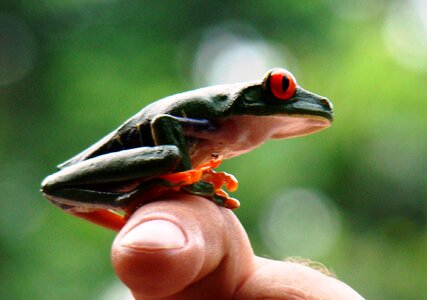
[320,98,332,110]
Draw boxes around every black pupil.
[281,75,290,91]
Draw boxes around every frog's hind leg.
[41,145,182,213]
[72,209,126,231]
[48,181,172,231]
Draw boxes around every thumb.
[111,193,253,299]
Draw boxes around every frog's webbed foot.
[159,155,240,209]
[183,181,240,209]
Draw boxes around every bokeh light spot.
[328,0,385,21]
[192,23,296,86]
[0,13,37,86]
[260,188,341,259]
[384,0,427,72]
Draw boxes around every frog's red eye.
[269,69,297,100]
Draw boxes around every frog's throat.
[188,114,331,166]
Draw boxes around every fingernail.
[120,220,187,251]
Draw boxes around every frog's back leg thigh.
[41,145,181,207]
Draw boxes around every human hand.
[112,193,364,300]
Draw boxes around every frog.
[41,68,333,231]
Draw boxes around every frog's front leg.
[150,114,198,171]
[150,114,240,209]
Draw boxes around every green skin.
[41,68,333,213]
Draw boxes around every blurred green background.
[1,1,426,299]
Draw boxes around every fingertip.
[111,195,228,298]
[112,215,203,298]
[119,219,187,251]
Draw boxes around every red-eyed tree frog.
[41,69,333,231]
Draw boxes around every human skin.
[112,193,365,300]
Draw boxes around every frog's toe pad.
[223,197,240,209]
[212,189,240,209]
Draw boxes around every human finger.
[111,193,254,299]
[234,257,365,300]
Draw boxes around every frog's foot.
[201,169,238,192]
[158,155,223,186]
[212,188,240,209]
[159,155,240,209]
[200,170,240,209]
